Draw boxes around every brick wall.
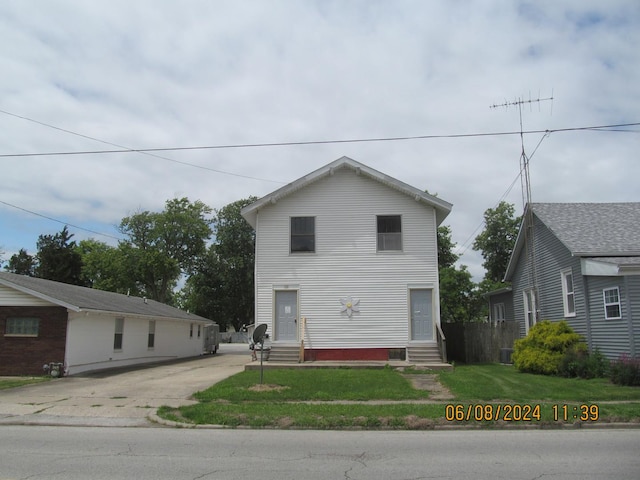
[0,306,68,375]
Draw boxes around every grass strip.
[0,377,49,390]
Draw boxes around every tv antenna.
[491,91,553,323]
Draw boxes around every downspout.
[582,275,593,351]
[624,276,636,357]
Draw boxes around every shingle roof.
[532,203,640,256]
[0,272,212,323]
[240,156,453,227]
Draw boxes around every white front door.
[410,289,433,341]
[275,290,298,341]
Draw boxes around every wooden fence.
[442,321,520,364]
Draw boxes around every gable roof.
[240,156,452,227]
[505,202,640,280]
[0,272,213,323]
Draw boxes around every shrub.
[512,320,585,375]
[610,355,640,386]
[558,346,609,379]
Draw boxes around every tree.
[35,226,85,285]
[184,196,257,331]
[437,225,459,269]
[436,225,483,322]
[76,239,143,295]
[118,198,213,304]
[472,201,521,283]
[5,248,36,276]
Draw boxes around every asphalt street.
[1,426,639,480]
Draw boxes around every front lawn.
[158,365,640,429]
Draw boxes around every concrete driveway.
[0,343,250,427]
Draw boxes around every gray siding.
[511,215,587,338]
[586,276,636,360]
[488,291,514,322]
[254,167,440,349]
[630,276,640,358]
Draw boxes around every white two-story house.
[241,156,452,362]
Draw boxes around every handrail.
[299,317,306,363]
[436,322,447,363]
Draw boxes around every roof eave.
[0,278,81,312]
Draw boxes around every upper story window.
[291,217,315,253]
[5,317,40,337]
[377,215,402,251]
[561,269,576,317]
[603,287,622,320]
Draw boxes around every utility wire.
[0,199,123,241]
[0,122,638,159]
[0,109,285,184]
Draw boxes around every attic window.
[377,215,402,251]
[5,317,40,337]
[291,217,315,253]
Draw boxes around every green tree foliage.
[437,225,483,322]
[185,196,257,331]
[512,320,585,375]
[472,201,521,283]
[5,248,36,276]
[35,226,85,285]
[76,239,142,296]
[119,198,212,304]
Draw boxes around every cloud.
[0,0,639,281]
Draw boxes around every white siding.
[254,167,439,349]
[0,284,54,306]
[65,311,208,375]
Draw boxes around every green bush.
[610,355,640,386]
[558,346,609,379]
[513,320,585,375]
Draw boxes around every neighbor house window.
[523,288,537,333]
[561,269,576,317]
[603,287,622,320]
[114,317,124,350]
[493,303,505,322]
[197,325,201,338]
[290,217,315,253]
[190,323,194,338]
[148,320,155,349]
[5,317,40,336]
[377,215,402,251]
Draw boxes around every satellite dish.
[253,324,267,344]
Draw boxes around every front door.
[275,290,298,341]
[410,289,433,341]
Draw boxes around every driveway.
[0,343,250,427]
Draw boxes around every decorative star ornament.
[339,296,360,318]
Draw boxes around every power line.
[0,109,285,184]
[0,199,123,241]
[0,122,638,159]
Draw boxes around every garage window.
[114,317,124,350]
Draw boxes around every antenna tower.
[491,92,553,328]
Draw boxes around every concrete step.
[267,345,300,363]
[407,345,444,364]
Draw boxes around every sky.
[1,0,639,282]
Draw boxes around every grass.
[0,376,49,390]
[158,364,640,429]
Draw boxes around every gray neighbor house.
[488,202,640,361]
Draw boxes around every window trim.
[493,303,506,322]
[5,317,40,337]
[114,317,124,351]
[376,215,403,252]
[560,268,576,318]
[603,287,622,320]
[523,288,537,334]
[290,216,316,253]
